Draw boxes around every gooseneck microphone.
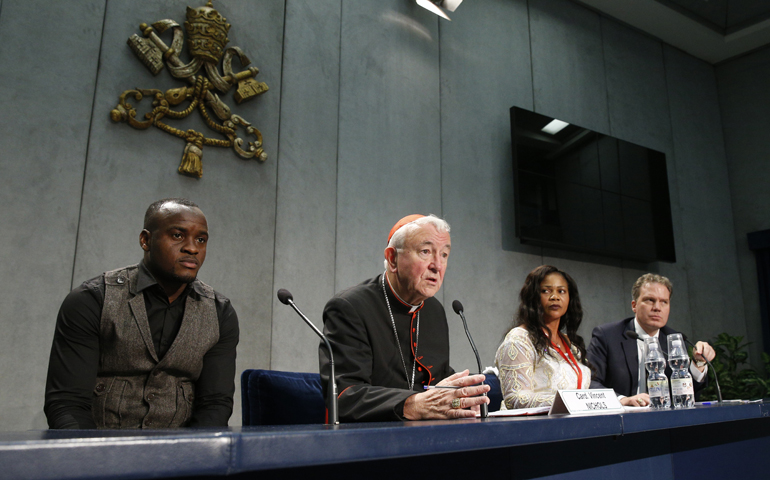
[277,289,339,424]
[626,330,722,405]
[452,300,488,418]
[625,330,642,342]
[681,333,722,405]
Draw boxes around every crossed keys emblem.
[110,1,268,178]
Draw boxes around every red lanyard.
[545,330,583,389]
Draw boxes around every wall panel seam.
[71,0,110,291]
[526,0,535,112]
[268,0,290,369]
[437,15,445,309]
[599,17,612,137]
[711,64,750,339]
[333,0,344,294]
[661,45,695,327]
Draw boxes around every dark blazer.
[587,317,707,397]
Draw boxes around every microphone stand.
[452,300,488,418]
[278,289,339,424]
[682,335,723,405]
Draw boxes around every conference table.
[1,402,768,479]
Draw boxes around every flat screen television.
[510,106,676,263]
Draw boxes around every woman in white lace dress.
[495,265,591,410]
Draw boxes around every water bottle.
[644,337,670,409]
[667,333,694,408]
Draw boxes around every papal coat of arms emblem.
[110,1,268,178]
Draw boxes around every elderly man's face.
[392,224,451,305]
[632,282,671,336]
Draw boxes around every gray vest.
[92,264,219,428]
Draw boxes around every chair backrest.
[484,373,503,412]
[241,369,326,426]
[241,369,503,424]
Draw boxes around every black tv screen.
[511,106,676,263]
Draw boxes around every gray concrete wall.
[0,0,106,430]
[0,0,750,430]
[716,45,770,367]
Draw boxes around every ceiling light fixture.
[541,119,570,135]
[416,0,463,21]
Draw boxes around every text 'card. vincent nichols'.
[549,389,624,415]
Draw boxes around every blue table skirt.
[1,402,768,479]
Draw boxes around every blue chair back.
[485,373,503,412]
[241,369,326,425]
[240,369,503,424]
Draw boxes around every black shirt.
[44,261,239,429]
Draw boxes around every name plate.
[549,389,624,415]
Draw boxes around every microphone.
[451,300,488,418]
[627,330,722,405]
[627,330,667,358]
[277,289,339,425]
[628,330,663,357]
[277,288,292,305]
[681,333,722,405]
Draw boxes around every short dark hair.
[143,198,200,232]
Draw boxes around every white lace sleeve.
[495,328,556,409]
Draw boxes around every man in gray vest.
[45,198,239,428]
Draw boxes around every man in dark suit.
[587,273,715,406]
